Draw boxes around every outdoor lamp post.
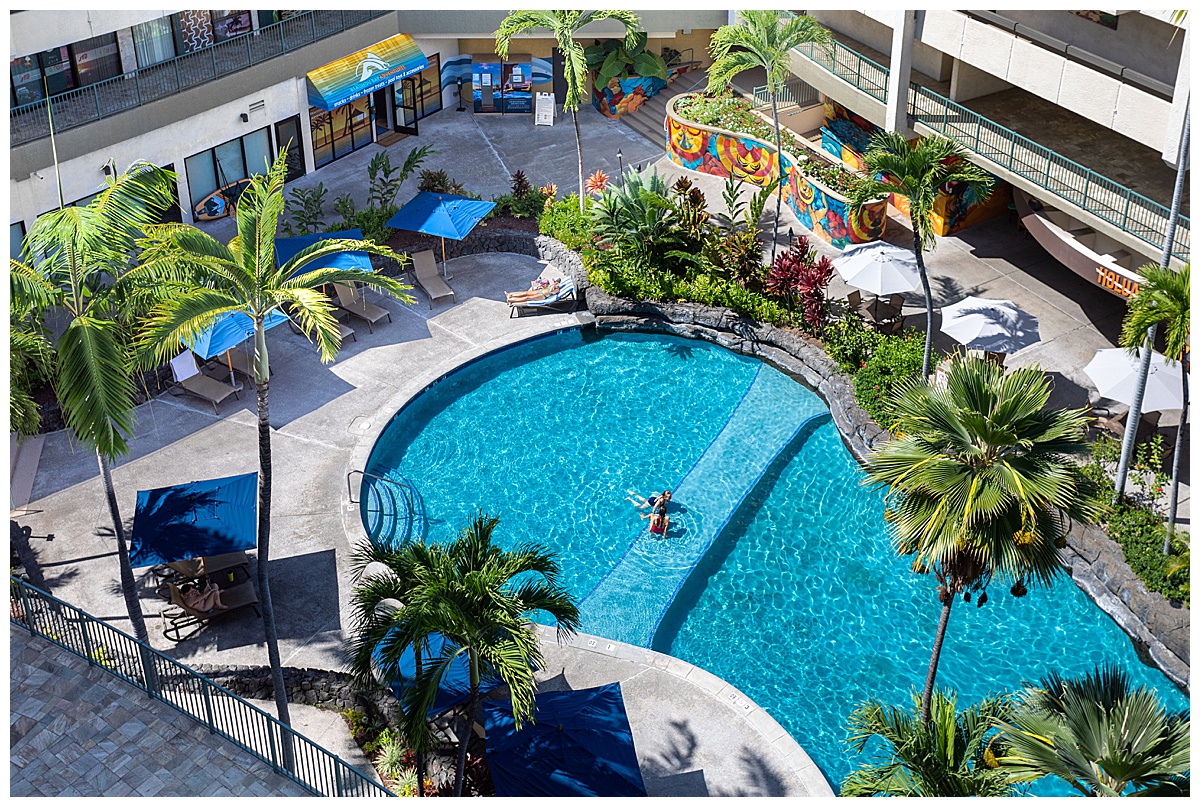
[617,148,623,185]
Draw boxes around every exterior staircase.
[618,69,710,151]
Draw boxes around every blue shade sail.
[130,472,258,567]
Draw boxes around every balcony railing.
[790,38,1190,261]
[10,577,392,797]
[752,78,820,111]
[10,10,391,147]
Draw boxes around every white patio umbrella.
[832,241,921,295]
[939,296,1040,354]
[1083,348,1188,412]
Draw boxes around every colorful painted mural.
[592,63,697,118]
[666,97,886,250]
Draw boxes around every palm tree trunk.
[1164,364,1188,550]
[1114,327,1157,503]
[414,641,427,797]
[920,589,954,724]
[255,378,292,736]
[573,108,585,215]
[96,450,149,644]
[913,232,934,379]
[771,90,784,265]
[453,650,481,797]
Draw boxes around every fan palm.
[849,133,994,378]
[864,354,1103,723]
[349,512,579,796]
[13,162,178,645]
[129,149,412,728]
[495,10,641,214]
[843,688,1017,797]
[996,665,1191,796]
[1120,262,1190,548]
[706,10,832,264]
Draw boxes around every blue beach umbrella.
[386,192,496,279]
[484,683,647,797]
[274,228,372,276]
[185,309,290,360]
[129,472,258,567]
[372,629,502,719]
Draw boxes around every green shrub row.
[538,195,593,252]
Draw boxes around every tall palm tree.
[1119,262,1190,549]
[850,133,994,378]
[996,665,1191,796]
[864,354,1103,723]
[13,162,179,645]
[706,10,832,264]
[351,512,579,796]
[843,688,1017,797]
[130,149,412,727]
[495,9,640,214]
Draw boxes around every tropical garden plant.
[843,688,1017,797]
[584,31,668,84]
[11,161,178,646]
[848,133,994,378]
[765,236,834,334]
[345,512,580,796]
[863,354,1103,724]
[496,10,641,214]
[9,262,55,438]
[996,665,1191,796]
[129,149,412,728]
[706,10,832,263]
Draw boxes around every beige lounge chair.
[333,283,392,332]
[169,351,242,413]
[223,346,273,383]
[163,579,260,642]
[167,551,251,587]
[411,250,456,308]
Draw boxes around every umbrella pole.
[441,237,450,281]
[225,350,237,388]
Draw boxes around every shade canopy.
[130,472,258,568]
[373,630,502,719]
[833,241,920,295]
[274,228,371,276]
[306,34,428,111]
[939,296,1040,354]
[1083,348,1188,412]
[385,192,496,241]
[184,309,289,360]
[484,683,647,798]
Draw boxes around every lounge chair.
[169,351,242,413]
[162,579,260,642]
[167,551,251,586]
[222,346,273,383]
[333,283,392,332]
[287,309,356,345]
[509,276,576,318]
[411,250,456,308]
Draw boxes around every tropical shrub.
[539,194,593,252]
[281,182,328,236]
[853,331,925,429]
[492,171,546,220]
[766,237,833,334]
[417,169,466,195]
[1107,500,1188,604]
[585,31,668,84]
[821,312,882,373]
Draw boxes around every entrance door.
[372,88,392,138]
[551,47,567,105]
[394,76,421,135]
[274,116,306,182]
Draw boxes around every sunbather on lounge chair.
[506,279,560,303]
[180,581,228,614]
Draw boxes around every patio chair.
[333,283,392,332]
[169,351,242,413]
[846,290,862,312]
[286,305,357,345]
[411,249,456,308]
[162,579,260,642]
[509,276,577,318]
[168,551,251,586]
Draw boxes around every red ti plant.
[767,236,834,334]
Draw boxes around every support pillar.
[885,10,916,135]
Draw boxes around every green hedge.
[539,195,593,252]
[1106,502,1189,605]
[852,332,924,430]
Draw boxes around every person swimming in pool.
[626,488,671,511]
[641,498,670,537]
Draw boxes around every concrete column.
[115,27,138,75]
[949,58,1012,103]
[885,10,915,134]
[1163,25,1190,167]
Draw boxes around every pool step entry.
[579,367,830,647]
[353,471,426,549]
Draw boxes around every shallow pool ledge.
[531,624,836,796]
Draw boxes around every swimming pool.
[363,329,1188,794]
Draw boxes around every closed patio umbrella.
[939,296,1040,354]
[1084,347,1187,412]
[833,241,920,295]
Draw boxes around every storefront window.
[132,17,177,68]
[70,33,122,86]
[310,108,334,169]
[310,96,374,168]
[184,127,272,212]
[40,47,74,96]
[172,11,214,55]
[418,53,442,116]
[212,10,253,42]
[10,55,43,106]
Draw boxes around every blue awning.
[306,34,428,111]
[484,683,647,797]
[275,228,372,277]
[385,192,496,241]
[130,473,258,568]
[373,630,502,719]
[184,309,289,360]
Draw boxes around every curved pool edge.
[531,623,837,797]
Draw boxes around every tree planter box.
[665,94,887,250]
[591,63,697,118]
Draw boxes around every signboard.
[535,92,555,126]
[307,33,429,111]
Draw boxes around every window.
[418,53,442,117]
[11,222,26,260]
[70,33,122,86]
[172,11,214,55]
[10,47,74,106]
[275,116,307,182]
[212,10,253,42]
[184,127,272,212]
[309,97,374,168]
[132,17,176,68]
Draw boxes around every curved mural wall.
[665,95,885,249]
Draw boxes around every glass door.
[394,76,420,135]
[275,115,306,181]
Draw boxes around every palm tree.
[495,10,640,214]
[706,10,832,264]
[13,162,179,645]
[130,149,412,728]
[9,261,56,438]
[843,688,1017,797]
[350,512,579,796]
[996,665,1191,796]
[864,354,1103,723]
[1120,262,1190,549]
[849,133,994,378]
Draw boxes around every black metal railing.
[11,10,391,146]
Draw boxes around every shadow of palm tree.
[711,747,793,797]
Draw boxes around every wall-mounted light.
[101,162,113,177]
[240,112,249,123]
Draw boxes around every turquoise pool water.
[364,329,1188,794]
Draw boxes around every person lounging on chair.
[508,276,576,317]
